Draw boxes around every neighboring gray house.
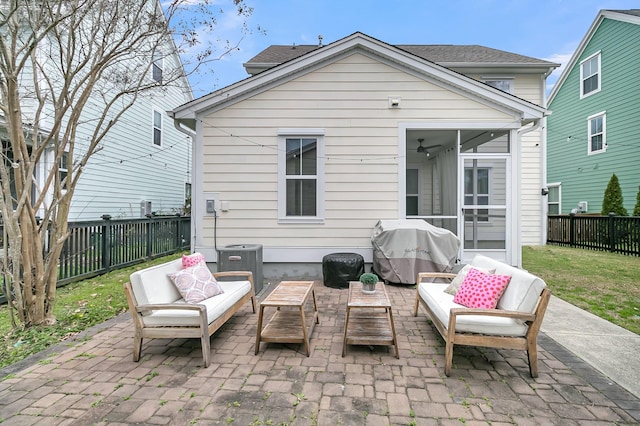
[60,51,193,221]
[172,32,557,277]
[0,1,193,222]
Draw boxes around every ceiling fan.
[416,139,441,155]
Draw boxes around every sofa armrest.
[213,270,253,280]
[213,271,255,293]
[417,272,457,282]
[136,303,206,315]
[450,308,536,322]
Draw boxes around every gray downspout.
[168,112,197,253]
[515,118,543,267]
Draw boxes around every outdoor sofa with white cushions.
[414,254,551,377]
[124,254,256,367]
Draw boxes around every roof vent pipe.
[318,35,323,47]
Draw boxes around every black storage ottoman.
[322,253,365,289]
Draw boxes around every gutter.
[167,111,196,139]
[517,117,541,136]
[167,110,197,253]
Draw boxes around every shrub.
[359,273,379,284]
[633,185,640,216]
[601,174,628,216]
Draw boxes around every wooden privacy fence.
[547,213,640,256]
[0,215,190,304]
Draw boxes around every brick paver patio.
[0,282,638,425]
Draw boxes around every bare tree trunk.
[0,0,257,328]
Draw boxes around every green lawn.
[0,246,638,371]
[0,253,185,370]
[522,245,640,335]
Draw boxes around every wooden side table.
[342,281,399,358]
[255,281,319,356]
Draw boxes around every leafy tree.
[0,0,259,327]
[633,185,640,216]
[601,174,628,216]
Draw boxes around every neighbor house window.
[547,184,561,214]
[406,168,419,215]
[587,112,606,154]
[59,152,69,191]
[483,78,513,94]
[580,52,600,98]
[464,167,489,222]
[278,129,324,222]
[152,50,163,83]
[153,109,162,146]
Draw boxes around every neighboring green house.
[547,9,640,216]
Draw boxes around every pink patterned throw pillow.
[182,252,205,268]
[444,264,496,296]
[453,267,511,309]
[168,261,224,303]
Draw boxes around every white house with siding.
[0,1,193,222]
[171,32,557,279]
[59,46,193,221]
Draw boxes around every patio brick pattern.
[0,282,638,425]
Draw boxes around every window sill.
[580,88,601,99]
[278,217,324,225]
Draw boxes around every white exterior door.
[459,153,510,263]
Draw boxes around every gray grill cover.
[372,219,460,284]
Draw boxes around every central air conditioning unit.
[217,244,264,294]
[140,200,152,217]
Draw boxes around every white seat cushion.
[141,280,252,327]
[470,255,546,313]
[418,282,528,337]
[130,258,183,305]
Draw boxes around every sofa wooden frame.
[124,270,256,368]
[413,271,551,378]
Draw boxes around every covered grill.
[372,219,460,284]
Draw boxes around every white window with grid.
[587,111,606,155]
[483,78,513,94]
[152,50,163,83]
[580,52,601,98]
[464,167,490,222]
[278,129,324,223]
[152,109,162,147]
[547,184,561,214]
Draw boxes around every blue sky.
[188,0,639,97]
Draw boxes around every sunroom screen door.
[460,155,508,262]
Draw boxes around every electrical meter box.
[217,244,264,294]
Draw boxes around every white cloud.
[543,51,575,94]
[545,52,574,76]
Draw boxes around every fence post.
[569,212,576,247]
[101,215,112,272]
[182,216,189,249]
[146,216,152,259]
[175,214,182,249]
[608,212,616,252]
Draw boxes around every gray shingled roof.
[397,45,553,64]
[608,9,640,17]
[245,42,555,67]
[245,45,320,64]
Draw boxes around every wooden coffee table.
[255,281,319,356]
[342,281,399,358]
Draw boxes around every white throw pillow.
[443,264,496,296]
[168,261,224,303]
